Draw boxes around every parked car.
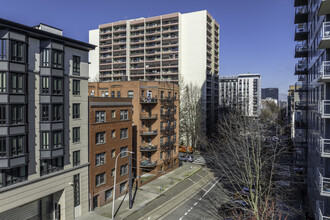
[187,155,194,162]
[178,155,187,162]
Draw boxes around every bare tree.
[205,109,300,219]
[179,80,206,150]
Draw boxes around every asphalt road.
[162,177,225,220]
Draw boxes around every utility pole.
[129,154,132,209]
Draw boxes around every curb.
[124,166,203,219]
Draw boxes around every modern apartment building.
[0,19,95,219]
[89,97,133,209]
[89,10,219,133]
[219,73,261,117]
[293,0,330,218]
[261,88,279,104]
[88,81,180,187]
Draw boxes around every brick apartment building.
[88,81,179,186]
[89,97,133,209]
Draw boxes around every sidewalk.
[76,162,202,220]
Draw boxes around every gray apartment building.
[220,73,261,117]
[0,19,94,219]
[293,0,330,218]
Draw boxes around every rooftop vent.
[33,23,63,36]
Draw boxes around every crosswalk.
[193,157,206,165]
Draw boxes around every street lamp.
[112,150,134,220]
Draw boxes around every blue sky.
[1,0,295,99]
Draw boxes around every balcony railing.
[295,43,308,58]
[140,129,158,136]
[0,154,27,169]
[140,113,158,120]
[140,96,158,104]
[319,137,330,158]
[140,160,157,168]
[295,23,308,41]
[317,61,330,82]
[318,100,330,118]
[317,168,330,197]
[294,6,308,24]
[319,22,330,49]
[140,145,158,152]
[295,101,307,110]
[295,81,307,92]
[295,59,308,75]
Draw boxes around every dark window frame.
[73,56,81,74]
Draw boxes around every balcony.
[318,137,330,158]
[295,119,307,129]
[294,0,307,7]
[295,101,307,110]
[295,59,308,75]
[140,145,158,152]
[318,0,330,16]
[319,100,330,118]
[319,22,330,49]
[140,160,157,168]
[0,154,26,169]
[295,81,307,92]
[40,148,64,159]
[140,96,158,104]
[140,113,158,120]
[317,168,330,197]
[317,61,330,82]
[160,140,175,148]
[294,6,308,24]
[140,129,158,136]
[295,24,308,41]
[295,43,308,58]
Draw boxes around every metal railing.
[140,145,158,152]
[140,96,158,103]
[321,21,330,39]
[295,5,307,15]
[295,23,308,34]
[318,100,330,117]
[140,113,158,119]
[318,168,330,197]
[319,137,330,158]
[296,59,308,72]
[140,129,158,135]
[318,61,330,80]
[295,43,308,54]
[140,160,157,167]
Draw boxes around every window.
[0,39,6,60]
[105,188,113,200]
[73,127,80,143]
[111,91,115,98]
[0,72,6,92]
[11,136,23,156]
[120,146,128,158]
[128,91,133,98]
[73,104,80,119]
[111,110,116,118]
[11,105,23,124]
[73,56,80,74]
[40,157,63,176]
[72,80,80,95]
[73,151,80,167]
[41,77,49,94]
[96,111,105,123]
[95,173,105,186]
[111,130,115,138]
[160,151,163,159]
[161,91,164,99]
[111,149,115,158]
[95,153,105,166]
[53,78,62,94]
[120,164,128,176]
[0,137,6,157]
[4,166,26,186]
[41,49,50,67]
[41,132,49,150]
[120,128,128,139]
[11,73,23,93]
[117,91,121,97]
[10,41,24,62]
[96,132,105,144]
[0,105,6,124]
[74,174,80,207]
[120,110,128,120]
[52,104,62,121]
[41,105,49,121]
[52,50,63,68]
[120,182,127,193]
[53,131,62,149]
[111,169,115,177]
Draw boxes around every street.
[161,177,224,220]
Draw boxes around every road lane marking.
[184,212,188,215]
[179,218,183,220]
[202,178,220,198]
[188,178,196,184]
[196,173,204,178]
[199,198,202,201]
[194,202,198,206]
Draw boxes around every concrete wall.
[89,29,100,82]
